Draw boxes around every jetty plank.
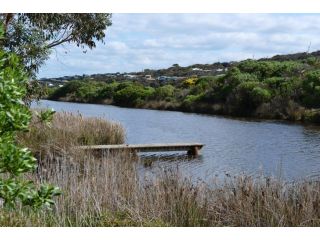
[76,143,204,156]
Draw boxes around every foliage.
[35,109,56,127]
[153,85,175,100]
[302,70,320,107]
[236,81,271,105]
[49,80,86,100]
[48,55,320,123]
[183,76,198,87]
[0,13,112,75]
[96,82,119,100]
[238,60,303,78]
[182,94,203,107]
[113,84,154,106]
[75,81,106,102]
[0,48,60,208]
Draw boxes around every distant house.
[157,76,179,82]
[157,76,167,81]
[192,67,203,71]
[144,75,155,81]
[124,74,138,80]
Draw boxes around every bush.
[302,70,320,107]
[238,60,303,78]
[152,85,175,100]
[183,76,198,87]
[230,81,271,115]
[226,68,259,84]
[251,86,272,103]
[75,81,105,102]
[189,76,216,95]
[0,47,59,208]
[96,82,119,100]
[114,84,154,106]
[49,80,83,100]
[182,94,204,109]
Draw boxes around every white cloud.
[107,41,129,53]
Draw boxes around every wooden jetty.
[77,143,204,156]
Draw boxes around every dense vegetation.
[0,43,59,209]
[48,55,320,123]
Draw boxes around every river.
[34,100,320,181]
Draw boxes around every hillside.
[45,51,320,123]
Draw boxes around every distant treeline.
[47,55,320,123]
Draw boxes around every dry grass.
[0,149,319,227]
[3,111,319,227]
[17,110,125,156]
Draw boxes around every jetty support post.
[187,146,199,156]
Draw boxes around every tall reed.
[1,149,319,226]
[17,110,125,154]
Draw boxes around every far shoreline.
[42,98,320,127]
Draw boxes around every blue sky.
[38,13,320,78]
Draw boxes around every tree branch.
[46,34,73,49]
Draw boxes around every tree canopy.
[0,13,112,75]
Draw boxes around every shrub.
[75,82,104,102]
[0,47,59,208]
[226,68,258,84]
[189,76,216,95]
[265,77,286,89]
[183,76,198,87]
[251,86,272,103]
[96,82,119,100]
[153,85,175,100]
[49,80,83,100]
[302,70,320,107]
[230,81,271,115]
[182,94,204,109]
[114,84,154,106]
[238,60,303,78]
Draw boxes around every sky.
[38,13,320,78]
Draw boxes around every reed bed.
[0,149,319,227]
[17,110,125,155]
[2,111,319,227]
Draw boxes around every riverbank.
[5,110,320,226]
[46,58,320,124]
[45,97,320,126]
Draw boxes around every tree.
[0,13,112,75]
[0,27,60,208]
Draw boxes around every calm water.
[34,100,320,181]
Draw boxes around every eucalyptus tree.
[0,13,112,76]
